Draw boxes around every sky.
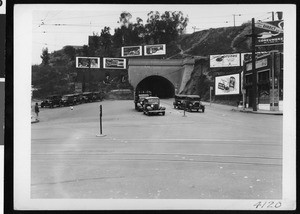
[31,4,286,65]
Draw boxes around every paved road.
[31,99,282,199]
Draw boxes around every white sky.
[31,4,286,64]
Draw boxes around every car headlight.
[151,104,154,108]
[147,106,152,110]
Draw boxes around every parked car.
[92,91,104,101]
[134,91,152,111]
[40,95,62,108]
[173,94,187,109]
[183,95,205,112]
[61,94,76,106]
[82,92,94,103]
[73,93,83,104]
[143,96,166,116]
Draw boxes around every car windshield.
[147,98,159,104]
[139,94,150,98]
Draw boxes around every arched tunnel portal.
[136,75,175,98]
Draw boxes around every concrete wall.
[128,58,195,92]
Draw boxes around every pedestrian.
[34,103,39,119]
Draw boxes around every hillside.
[175,24,252,105]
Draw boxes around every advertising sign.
[103,58,126,69]
[76,57,100,68]
[144,44,166,56]
[255,20,284,46]
[210,54,240,68]
[215,73,240,95]
[240,52,268,65]
[121,46,142,57]
[245,57,268,71]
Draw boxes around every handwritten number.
[275,202,282,208]
[0,0,2,7]
[254,201,282,209]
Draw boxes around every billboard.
[76,57,100,68]
[144,44,166,56]
[215,73,240,95]
[210,54,240,68]
[240,52,268,65]
[121,46,142,57]
[255,20,284,46]
[103,58,126,69]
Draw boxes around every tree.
[40,47,50,66]
[100,26,112,51]
[145,11,189,45]
[63,46,76,61]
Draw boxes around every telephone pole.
[246,18,261,111]
[251,18,257,111]
[233,14,241,27]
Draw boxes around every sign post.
[210,86,213,106]
[96,105,106,137]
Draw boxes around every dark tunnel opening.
[136,75,175,98]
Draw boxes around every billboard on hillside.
[76,57,100,68]
[121,46,142,57]
[255,20,284,46]
[144,44,166,56]
[210,54,240,68]
[103,58,126,69]
[215,73,240,95]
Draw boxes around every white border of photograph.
[13,4,296,211]
[121,46,142,57]
[144,44,166,56]
[103,57,126,69]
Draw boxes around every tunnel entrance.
[136,75,175,98]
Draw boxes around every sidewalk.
[202,102,283,115]
[231,107,283,115]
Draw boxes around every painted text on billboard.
[215,73,240,95]
[210,54,240,68]
[144,44,166,56]
[76,57,100,68]
[121,46,142,57]
[103,58,126,69]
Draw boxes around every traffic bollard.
[96,104,106,137]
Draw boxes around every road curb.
[231,108,283,115]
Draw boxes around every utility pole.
[246,18,261,111]
[251,18,258,111]
[233,14,241,27]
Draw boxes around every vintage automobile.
[82,92,94,103]
[134,91,152,111]
[40,95,62,108]
[73,93,83,104]
[92,91,104,101]
[143,96,166,116]
[173,94,187,109]
[60,94,76,106]
[183,95,205,112]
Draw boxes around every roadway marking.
[115,138,275,142]
[32,151,282,160]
